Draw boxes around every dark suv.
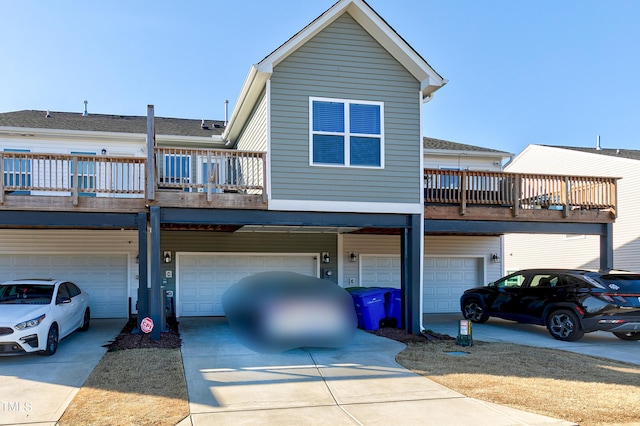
[460,269,640,341]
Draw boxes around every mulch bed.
[105,317,453,352]
[104,318,182,352]
[367,326,454,343]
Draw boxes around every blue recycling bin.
[385,289,402,328]
[348,288,387,330]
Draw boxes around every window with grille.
[310,97,383,168]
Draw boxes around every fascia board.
[0,126,222,145]
[424,149,513,159]
[223,65,272,146]
[346,2,444,87]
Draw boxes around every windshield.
[599,275,640,293]
[0,284,54,304]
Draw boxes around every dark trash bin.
[348,288,387,330]
[385,288,402,328]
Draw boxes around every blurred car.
[460,269,640,341]
[0,279,90,355]
[222,271,357,353]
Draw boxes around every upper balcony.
[0,150,618,225]
[424,169,617,223]
[0,148,267,213]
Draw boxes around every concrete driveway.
[179,317,574,425]
[423,313,640,365]
[0,318,125,425]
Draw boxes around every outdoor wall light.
[491,253,501,263]
[322,252,330,263]
[349,252,357,262]
[101,148,107,155]
[164,251,172,263]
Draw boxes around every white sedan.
[0,279,90,356]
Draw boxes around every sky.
[1,0,639,155]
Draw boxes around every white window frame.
[309,96,384,169]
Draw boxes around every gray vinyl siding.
[269,13,421,204]
[236,89,268,152]
[160,231,338,292]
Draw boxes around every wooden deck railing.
[154,147,266,201]
[424,169,618,217]
[1,152,146,205]
[1,149,266,206]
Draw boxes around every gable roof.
[547,145,640,161]
[423,137,512,158]
[0,110,225,138]
[225,0,447,143]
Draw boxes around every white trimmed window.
[310,97,384,168]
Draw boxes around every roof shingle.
[423,137,511,155]
[0,110,225,137]
[548,145,640,161]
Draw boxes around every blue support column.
[149,206,161,341]
[401,214,422,334]
[136,212,149,330]
[600,223,614,271]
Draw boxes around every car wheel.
[547,309,584,342]
[462,298,489,323]
[613,331,640,341]
[41,324,59,356]
[80,308,90,331]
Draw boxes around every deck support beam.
[600,222,614,271]
[401,214,422,334]
[149,206,161,341]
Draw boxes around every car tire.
[41,324,59,356]
[462,298,489,323]
[547,309,584,341]
[80,308,90,332]
[613,331,640,341]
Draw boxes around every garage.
[360,255,401,288]
[358,255,480,314]
[0,254,129,318]
[423,257,479,313]
[177,253,318,316]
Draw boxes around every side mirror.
[57,297,72,305]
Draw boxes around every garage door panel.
[0,254,128,318]
[178,254,317,317]
[423,257,479,314]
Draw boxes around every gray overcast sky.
[1,0,638,155]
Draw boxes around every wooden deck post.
[72,156,79,206]
[512,174,520,217]
[563,176,570,218]
[146,105,155,201]
[0,153,4,205]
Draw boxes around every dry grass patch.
[58,348,188,426]
[397,339,640,426]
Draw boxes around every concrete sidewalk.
[178,318,574,425]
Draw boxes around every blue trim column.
[600,222,614,271]
[149,206,162,341]
[401,214,422,334]
[136,212,149,330]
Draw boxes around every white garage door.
[0,254,129,318]
[360,255,401,288]
[423,257,479,313]
[177,253,318,317]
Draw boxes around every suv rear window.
[599,275,640,293]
